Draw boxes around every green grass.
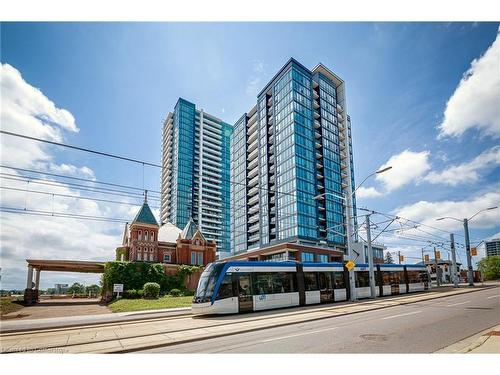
[0,297,24,317]
[107,295,193,313]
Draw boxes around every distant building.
[417,259,461,284]
[54,284,69,294]
[351,242,386,264]
[116,195,216,266]
[485,239,500,257]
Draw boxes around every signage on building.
[113,284,124,293]
[345,261,355,271]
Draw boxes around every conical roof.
[132,202,158,226]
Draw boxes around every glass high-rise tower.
[161,98,232,257]
[231,58,357,257]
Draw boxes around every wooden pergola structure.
[24,259,105,304]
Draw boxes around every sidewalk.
[0,306,191,334]
[436,325,500,353]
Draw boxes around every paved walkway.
[1,284,497,353]
[1,299,110,321]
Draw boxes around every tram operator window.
[216,275,233,300]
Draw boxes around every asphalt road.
[139,286,500,353]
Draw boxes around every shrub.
[124,289,138,299]
[143,283,160,299]
[137,289,144,298]
[169,288,182,297]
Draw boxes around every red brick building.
[116,198,216,266]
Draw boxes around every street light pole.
[365,214,376,298]
[463,218,474,286]
[450,233,458,288]
[436,206,497,288]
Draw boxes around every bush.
[143,282,160,299]
[137,290,144,298]
[477,256,500,280]
[169,288,182,297]
[124,289,138,299]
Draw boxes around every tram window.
[333,272,345,289]
[318,272,333,290]
[407,271,420,283]
[355,271,370,288]
[382,272,392,286]
[304,272,318,291]
[216,275,233,300]
[252,272,296,294]
[253,273,274,294]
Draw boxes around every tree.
[477,256,500,280]
[85,284,101,297]
[67,282,85,295]
[384,252,395,264]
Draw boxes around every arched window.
[138,230,142,241]
[151,231,154,242]
[145,231,149,241]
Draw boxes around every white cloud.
[356,186,383,199]
[394,191,500,234]
[438,27,500,138]
[424,146,500,186]
[0,63,141,290]
[375,149,431,192]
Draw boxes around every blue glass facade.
[161,98,232,256]
[171,99,196,228]
[232,58,356,255]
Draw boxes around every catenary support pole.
[366,214,376,298]
[450,233,458,288]
[463,218,474,286]
[434,247,440,286]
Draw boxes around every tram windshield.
[193,262,225,302]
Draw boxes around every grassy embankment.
[107,295,193,313]
[0,297,24,317]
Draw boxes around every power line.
[0,130,162,168]
[0,206,129,223]
[1,186,160,210]
[0,165,161,194]
[1,174,161,201]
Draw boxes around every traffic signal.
[436,251,441,260]
[399,255,404,262]
[471,247,477,256]
[424,254,429,262]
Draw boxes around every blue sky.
[1,22,499,288]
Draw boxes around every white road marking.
[260,327,338,343]
[486,295,500,299]
[381,311,422,320]
[446,300,470,307]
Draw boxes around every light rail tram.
[192,261,430,314]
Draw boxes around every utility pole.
[463,218,474,286]
[434,247,440,286]
[365,214,376,298]
[450,233,458,288]
[398,251,401,265]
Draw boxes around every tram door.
[237,274,253,313]
[390,272,400,295]
[319,272,334,303]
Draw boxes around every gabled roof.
[158,222,182,243]
[132,202,158,226]
[181,217,205,241]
